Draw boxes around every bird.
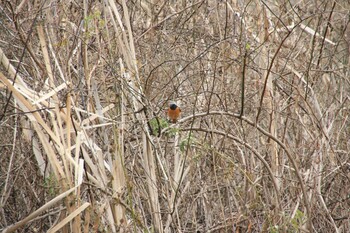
[167,102,181,123]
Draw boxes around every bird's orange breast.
[168,107,181,123]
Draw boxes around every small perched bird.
[167,102,181,123]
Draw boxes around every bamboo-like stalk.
[38,24,74,186]
[47,202,91,233]
[107,0,164,230]
[2,186,79,233]
[257,5,282,226]
[109,59,127,227]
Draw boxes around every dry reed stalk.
[47,202,90,233]
[109,59,128,227]
[106,0,164,230]
[2,186,79,233]
[0,72,65,177]
[0,22,114,232]
[38,24,74,185]
[255,3,282,227]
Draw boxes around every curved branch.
[172,110,311,227]
[182,126,282,211]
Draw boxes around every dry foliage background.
[0,0,349,232]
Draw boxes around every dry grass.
[0,0,349,232]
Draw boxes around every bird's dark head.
[169,103,177,110]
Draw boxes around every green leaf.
[149,117,168,135]
[291,209,305,230]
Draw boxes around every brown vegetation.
[0,0,349,232]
